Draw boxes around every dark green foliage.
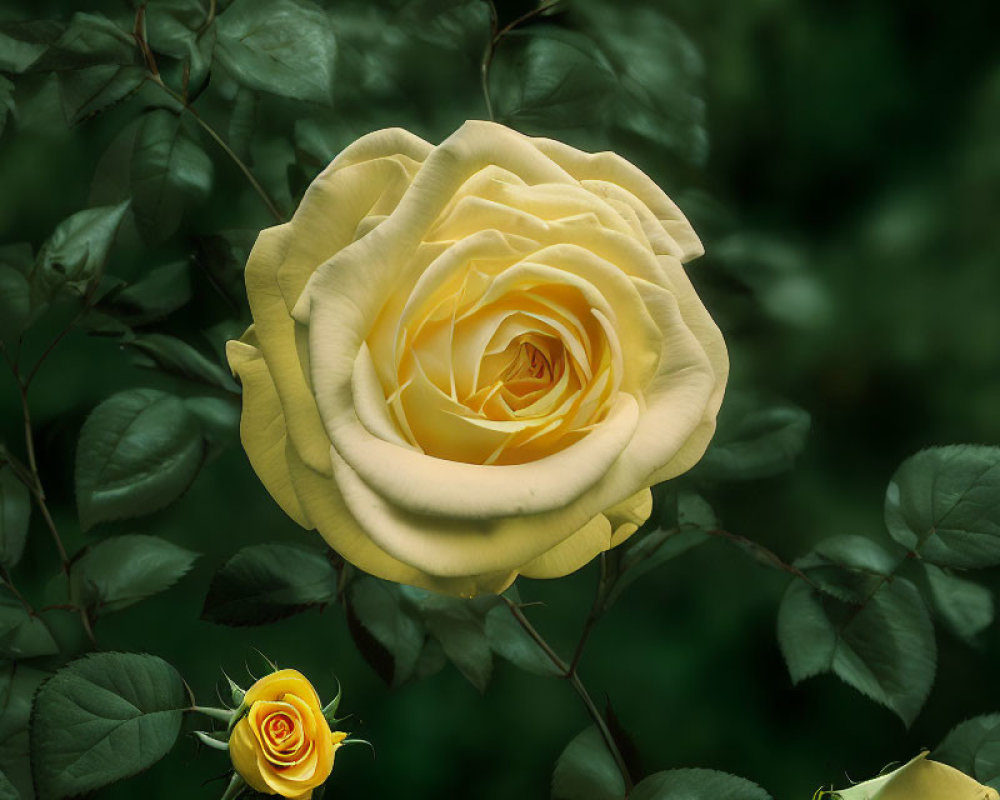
[629,770,771,800]
[215,0,337,103]
[202,543,339,625]
[75,389,205,530]
[552,726,624,800]
[70,535,198,614]
[30,653,186,799]
[0,468,30,568]
[885,446,1000,569]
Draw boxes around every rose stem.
[502,595,635,794]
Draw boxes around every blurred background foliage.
[1,0,1000,797]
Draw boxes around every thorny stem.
[503,596,635,795]
[480,0,561,121]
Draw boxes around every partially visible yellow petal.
[834,753,999,800]
[244,669,321,709]
[519,514,612,579]
[605,488,653,546]
[229,716,272,795]
[285,441,516,597]
[226,339,310,528]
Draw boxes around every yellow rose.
[825,753,999,800]
[227,120,727,597]
[228,669,346,800]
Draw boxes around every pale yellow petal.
[519,514,613,579]
[530,136,704,262]
[285,440,516,597]
[226,339,309,528]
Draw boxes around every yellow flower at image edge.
[227,120,728,597]
[229,669,346,800]
[826,752,999,800]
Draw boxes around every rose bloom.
[227,120,727,597]
[826,753,999,800]
[229,669,346,799]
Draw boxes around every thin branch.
[0,566,36,616]
[479,0,560,121]
[568,553,606,676]
[703,527,819,590]
[145,76,285,224]
[502,596,634,794]
[502,595,568,673]
[23,307,87,391]
[15,379,70,571]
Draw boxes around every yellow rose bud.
[228,669,347,800]
[227,120,727,597]
[826,752,999,800]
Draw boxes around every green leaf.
[570,3,707,165]
[0,664,48,798]
[0,20,64,73]
[0,467,30,568]
[630,769,771,800]
[393,0,490,53]
[695,393,810,481]
[70,535,199,614]
[216,0,337,103]
[0,769,17,800]
[885,445,1000,568]
[0,593,58,660]
[603,491,714,609]
[934,714,1000,782]
[605,529,707,609]
[110,260,191,323]
[794,535,898,604]
[552,725,624,800]
[30,652,186,800]
[33,201,130,300]
[347,577,424,687]
[184,396,240,460]
[484,603,562,677]
[202,544,338,626]
[28,13,137,73]
[406,591,493,692]
[127,334,238,392]
[130,110,214,244]
[57,64,145,125]
[776,575,936,726]
[491,28,618,138]
[75,388,205,530]
[924,563,994,641]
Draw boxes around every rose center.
[265,712,294,742]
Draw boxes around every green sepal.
[226,701,249,736]
[192,706,233,723]
[321,676,342,726]
[222,670,246,707]
[339,737,374,755]
[193,730,230,751]
[220,773,245,800]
